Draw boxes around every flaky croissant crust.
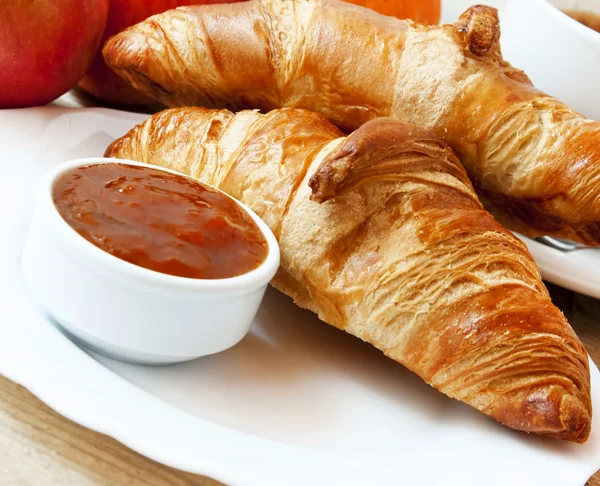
[106,107,592,442]
[103,0,600,245]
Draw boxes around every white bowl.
[500,0,600,120]
[22,157,280,365]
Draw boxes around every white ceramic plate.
[1,99,600,486]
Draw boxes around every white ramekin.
[501,0,600,120]
[22,157,280,365]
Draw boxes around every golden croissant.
[103,0,600,246]
[105,107,592,442]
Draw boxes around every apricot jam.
[53,163,268,279]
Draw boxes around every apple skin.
[78,0,244,106]
[0,0,110,108]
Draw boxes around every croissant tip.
[104,139,120,158]
[492,388,592,443]
[308,173,331,204]
[455,4,501,57]
[102,33,122,64]
[555,393,592,443]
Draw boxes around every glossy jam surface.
[53,163,268,279]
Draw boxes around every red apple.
[78,0,245,106]
[0,0,109,108]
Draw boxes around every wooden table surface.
[1,283,599,485]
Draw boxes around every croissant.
[103,0,600,246]
[105,107,592,442]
